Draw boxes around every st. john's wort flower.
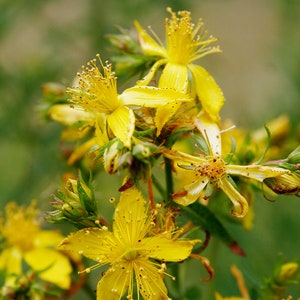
[60,186,199,299]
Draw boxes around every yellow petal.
[24,248,72,289]
[113,187,150,245]
[67,137,98,165]
[34,230,65,248]
[172,174,209,206]
[163,148,206,164]
[159,62,189,92]
[194,110,222,156]
[134,20,167,57]
[220,178,248,218]
[61,124,92,141]
[60,228,121,264]
[121,86,191,107]
[95,114,109,146]
[97,262,131,300]
[136,59,167,86]
[0,247,22,277]
[107,106,135,148]
[134,258,169,300]
[179,177,210,206]
[226,164,290,182]
[48,104,94,126]
[155,102,182,136]
[189,64,225,122]
[141,236,199,261]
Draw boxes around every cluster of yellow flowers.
[2,7,300,300]
[0,201,76,298]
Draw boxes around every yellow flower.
[134,7,225,133]
[68,55,191,147]
[163,112,291,217]
[60,186,199,299]
[0,201,72,290]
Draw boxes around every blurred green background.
[0,0,300,298]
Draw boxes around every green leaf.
[181,202,245,256]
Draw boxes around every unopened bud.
[276,262,299,284]
[103,140,123,174]
[132,142,157,162]
[264,173,300,196]
[287,146,300,164]
[103,140,131,174]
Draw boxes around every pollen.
[196,157,226,184]
[165,8,220,65]
[67,55,120,115]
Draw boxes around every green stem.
[164,157,174,204]
[151,175,166,199]
[83,280,96,299]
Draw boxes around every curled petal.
[220,177,249,218]
[173,177,209,206]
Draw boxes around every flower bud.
[133,143,150,157]
[264,173,300,196]
[42,82,65,97]
[46,173,99,228]
[276,262,299,284]
[103,140,132,174]
[287,146,300,164]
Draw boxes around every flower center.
[123,248,139,261]
[1,202,40,252]
[165,8,220,65]
[197,157,226,183]
[68,55,120,115]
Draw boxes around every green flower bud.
[287,146,300,164]
[46,173,100,228]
